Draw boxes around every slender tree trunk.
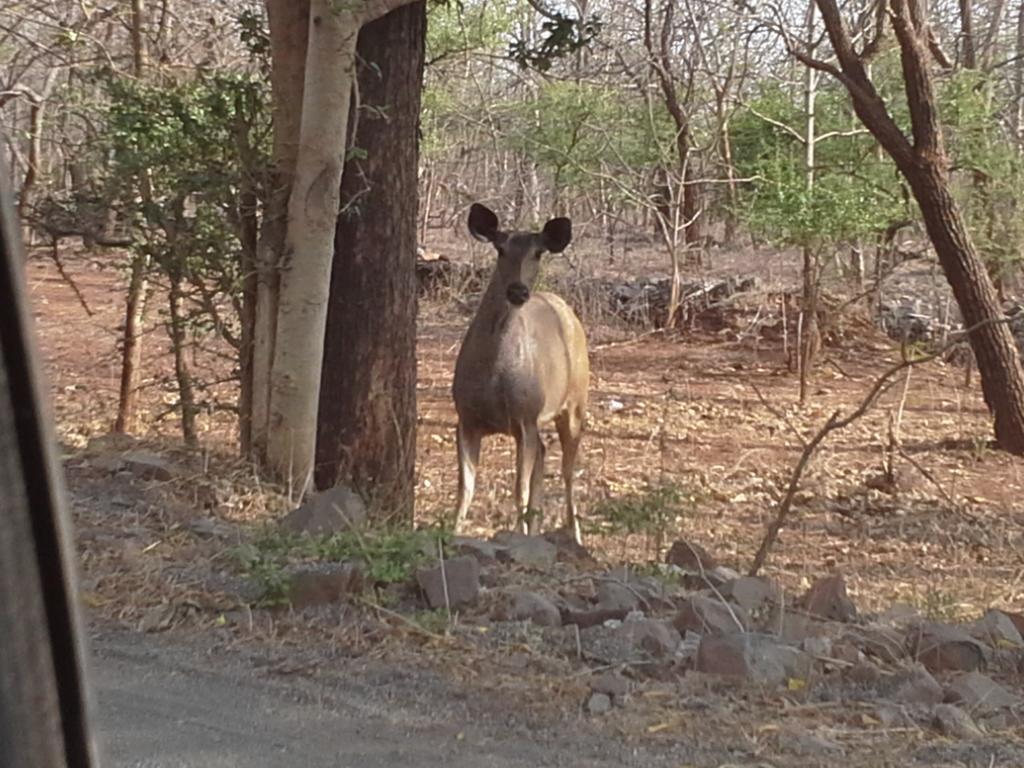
[265,2,360,488]
[235,99,259,456]
[807,0,1024,453]
[114,1,150,435]
[113,258,149,433]
[130,0,148,76]
[167,269,198,447]
[958,0,977,68]
[315,0,425,524]
[252,0,309,459]
[799,0,821,404]
[1016,1,1024,148]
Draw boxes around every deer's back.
[454,292,588,435]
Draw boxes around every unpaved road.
[89,630,697,768]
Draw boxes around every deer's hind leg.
[555,404,584,545]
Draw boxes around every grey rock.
[596,581,641,612]
[971,609,1024,648]
[909,623,987,673]
[799,574,857,622]
[891,664,943,705]
[619,618,681,658]
[695,633,812,687]
[122,451,179,481]
[723,576,781,615]
[492,531,558,568]
[452,536,508,565]
[946,671,1021,712]
[665,539,718,571]
[674,595,749,636]
[416,556,480,609]
[586,692,612,714]
[801,636,833,658]
[590,671,631,699]
[492,589,562,627]
[286,562,365,609]
[281,486,367,536]
[932,704,982,739]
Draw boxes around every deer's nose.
[506,282,530,306]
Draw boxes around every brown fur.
[452,204,590,542]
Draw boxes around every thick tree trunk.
[906,162,1024,451]
[314,1,425,524]
[251,0,309,459]
[806,0,1024,454]
[265,2,360,489]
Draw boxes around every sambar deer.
[452,203,590,543]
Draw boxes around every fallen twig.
[748,316,1014,576]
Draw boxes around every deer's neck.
[470,274,522,340]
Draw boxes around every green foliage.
[731,82,905,249]
[426,0,509,65]
[939,70,1024,278]
[509,13,602,72]
[590,481,702,538]
[232,525,451,605]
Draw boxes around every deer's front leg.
[514,423,542,535]
[455,421,481,532]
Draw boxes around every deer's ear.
[468,203,500,243]
[541,217,572,253]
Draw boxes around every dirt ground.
[26,236,1024,766]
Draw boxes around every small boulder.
[492,589,562,627]
[596,581,642,613]
[586,692,612,715]
[946,671,1021,712]
[722,576,780,615]
[971,609,1024,648]
[695,633,812,687]
[799,574,857,622]
[778,611,831,645]
[674,595,749,636]
[802,636,833,658]
[281,486,367,536]
[542,529,593,563]
[932,704,982,739]
[121,451,179,481]
[492,531,558,568]
[416,556,480,609]
[891,664,943,705]
[665,539,718,572]
[590,671,631,699]
[89,453,126,474]
[909,623,986,673]
[619,617,681,657]
[844,624,906,664]
[451,536,508,565]
[287,562,365,609]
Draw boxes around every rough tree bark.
[264,0,417,489]
[799,0,1024,453]
[314,0,425,523]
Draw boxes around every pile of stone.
[587,275,760,328]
